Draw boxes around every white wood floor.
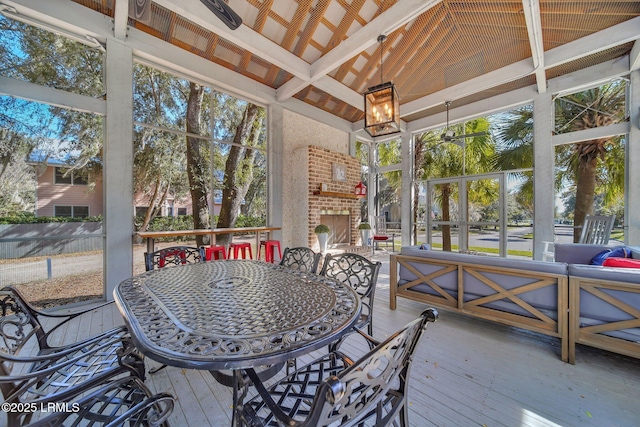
[30,252,640,427]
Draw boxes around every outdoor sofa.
[390,244,640,364]
[555,243,640,363]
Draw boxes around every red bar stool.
[205,245,226,261]
[257,240,267,260]
[228,242,253,259]
[263,240,282,263]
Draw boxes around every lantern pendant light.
[364,35,400,137]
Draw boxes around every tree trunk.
[185,82,209,247]
[441,183,452,251]
[216,104,260,246]
[573,153,598,242]
[139,176,162,232]
[412,140,425,243]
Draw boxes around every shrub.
[314,224,330,234]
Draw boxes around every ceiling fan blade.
[457,131,488,139]
[129,0,152,24]
[200,0,243,30]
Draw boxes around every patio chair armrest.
[106,393,174,427]
[0,336,138,383]
[352,327,381,347]
[2,285,118,350]
[24,377,174,427]
[103,378,174,427]
[40,325,129,355]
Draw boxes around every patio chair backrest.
[279,247,322,273]
[320,253,381,335]
[306,309,438,426]
[579,215,615,245]
[373,215,388,236]
[144,245,203,271]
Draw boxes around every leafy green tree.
[1,16,105,216]
[133,64,191,231]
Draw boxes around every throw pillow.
[603,257,640,269]
[590,246,632,265]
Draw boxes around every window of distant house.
[135,207,148,217]
[55,205,89,218]
[177,208,187,216]
[54,167,88,185]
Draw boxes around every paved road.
[422,225,592,252]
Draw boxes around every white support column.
[367,142,375,224]
[533,92,555,259]
[104,38,133,300]
[268,104,284,243]
[348,132,358,156]
[627,70,640,244]
[400,131,412,247]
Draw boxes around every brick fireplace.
[307,146,363,250]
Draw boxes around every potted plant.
[358,222,372,246]
[314,224,330,253]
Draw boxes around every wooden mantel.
[313,190,360,199]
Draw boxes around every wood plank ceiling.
[73,0,640,129]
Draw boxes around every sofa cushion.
[554,243,612,265]
[569,264,640,284]
[400,247,567,275]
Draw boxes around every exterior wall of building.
[35,166,103,217]
[133,193,195,217]
[281,109,351,248]
[36,165,196,218]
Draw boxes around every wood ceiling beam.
[522,0,547,93]
[631,41,640,71]
[113,0,129,40]
[276,0,443,102]
[153,0,311,80]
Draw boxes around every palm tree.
[554,84,626,240]
[493,82,626,242]
[415,118,494,251]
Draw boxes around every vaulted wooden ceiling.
[69,0,640,133]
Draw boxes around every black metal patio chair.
[1,286,145,426]
[144,246,203,271]
[25,376,174,427]
[320,253,381,336]
[240,309,438,427]
[279,247,322,274]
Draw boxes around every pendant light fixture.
[363,35,400,137]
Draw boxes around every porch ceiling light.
[364,35,400,137]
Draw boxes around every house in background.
[30,156,103,218]
[133,192,194,218]
[29,153,198,219]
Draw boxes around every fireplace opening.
[320,210,350,246]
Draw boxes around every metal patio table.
[114,259,361,426]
